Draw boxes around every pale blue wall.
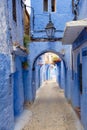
[28,0,73,103]
[25,41,72,102]
[0,1,14,130]
[0,0,25,130]
[45,64,50,80]
[72,43,87,130]
[9,0,25,118]
[56,62,61,85]
[29,0,73,103]
[13,56,24,116]
[8,0,24,44]
[78,0,87,19]
[60,61,66,89]
[35,64,40,90]
[81,48,87,129]
[30,0,73,38]
[0,54,14,130]
[71,1,87,128]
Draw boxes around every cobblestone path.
[23,81,83,130]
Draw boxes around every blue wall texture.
[69,0,87,130]
[26,41,72,102]
[0,1,14,130]
[2,0,87,130]
[0,0,25,130]
[27,0,73,103]
[0,54,14,130]
[13,56,24,116]
[30,0,73,38]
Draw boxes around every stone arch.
[31,49,67,101]
[27,42,72,102]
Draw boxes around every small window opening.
[43,0,48,12]
[51,0,56,12]
[12,0,17,22]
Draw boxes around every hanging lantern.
[45,13,56,40]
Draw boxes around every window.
[43,0,56,12]
[43,0,48,12]
[51,0,56,12]
[12,0,17,22]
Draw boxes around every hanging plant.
[23,34,30,48]
[22,34,30,69]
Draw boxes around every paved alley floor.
[23,81,83,130]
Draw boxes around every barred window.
[12,0,17,22]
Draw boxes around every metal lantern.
[45,14,56,40]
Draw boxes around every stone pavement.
[23,81,84,130]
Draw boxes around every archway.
[25,41,72,103]
[31,50,67,102]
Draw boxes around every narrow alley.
[23,81,83,130]
[1,0,87,130]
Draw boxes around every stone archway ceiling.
[62,19,87,44]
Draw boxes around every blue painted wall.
[0,1,14,130]
[56,62,61,85]
[35,64,40,90]
[13,56,24,116]
[45,64,50,80]
[8,0,24,45]
[78,0,87,19]
[0,0,25,130]
[0,54,14,130]
[71,1,87,129]
[81,48,87,129]
[72,43,87,130]
[60,61,66,89]
[28,0,73,103]
[26,41,72,102]
[30,0,73,38]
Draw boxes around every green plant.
[23,34,30,48]
[22,35,30,69]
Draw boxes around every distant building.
[43,53,61,64]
